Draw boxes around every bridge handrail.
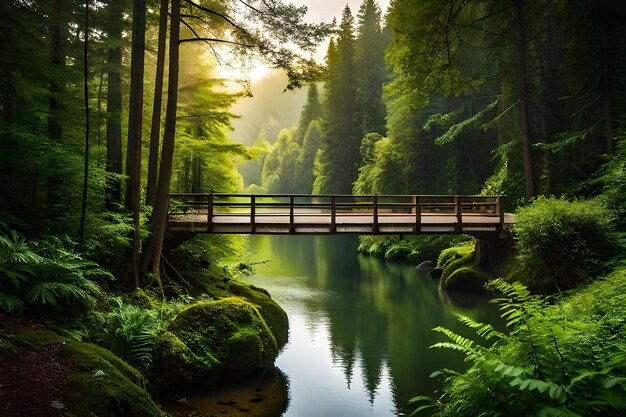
[168,193,505,234]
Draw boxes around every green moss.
[443,267,488,292]
[151,331,218,395]
[227,280,289,349]
[438,242,489,292]
[437,241,475,269]
[168,298,279,384]
[6,329,164,417]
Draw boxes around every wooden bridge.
[167,193,514,235]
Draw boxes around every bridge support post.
[414,196,421,233]
[497,196,504,232]
[373,195,379,233]
[330,196,337,233]
[250,195,256,233]
[207,193,213,233]
[455,195,462,233]
[289,195,295,233]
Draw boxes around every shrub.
[513,197,620,293]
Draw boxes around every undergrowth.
[412,271,626,416]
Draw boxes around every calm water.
[244,235,501,417]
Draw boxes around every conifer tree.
[315,6,359,194]
[295,120,322,193]
[293,83,322,146]
[354,0,387,137]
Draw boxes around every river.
[242,235,501,417]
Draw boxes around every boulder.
[441,267,487,292]
[416,260,435,272]
[428,267,444,279]
[166,298,279,385]
[150,331,218,396]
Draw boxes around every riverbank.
[357,235,472,264]
[415,262,626,416]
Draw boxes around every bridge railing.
[168,193,504,234]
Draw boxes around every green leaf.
[604,377,626,390]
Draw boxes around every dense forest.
[1,0,626,416]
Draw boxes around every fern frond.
[432,326,480,356]
[431,341,474,354]
[493,361,527,378]
[0,291,24,313]
[457,315,505,341]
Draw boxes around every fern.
[432,326,479,356]
[457,315,505,341]
[106,302,160,371]
[0,291,25,313]
[0,230,42,288]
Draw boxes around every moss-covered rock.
[227,280,289,349]
[437,242,475,270]
[443,267,488,292]
[150,331,218,396]
[438,242,489,293]
[167,298,279,385]
[4,328,164,417]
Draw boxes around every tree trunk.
[79,0,90,248]
[105,0,123,208]
[514,0,535,199]
[125,0,146,286]
[150,0,181,278]
[46,0,66,218]
[48,0,64,143]
[145,0,169,206]
[602,27,613,155]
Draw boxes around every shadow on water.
[160,369,290,417]
[241,235,502,417]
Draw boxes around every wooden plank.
[167,193,512,235]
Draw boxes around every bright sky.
[215,0,391,81]
[292,0,390,24]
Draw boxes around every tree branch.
[183,0,244,32]
[179,36,255,47]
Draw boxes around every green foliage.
[83,211,134,271]
[513,197,620,293]
[414,274,626,416]
[359,235,472,265]
[353,137,406,194]
[294,120,322,193]
[481,142,527,212]
[104,298,161,372]
[601,154,626,230]
[0,231,105,315]
[430,100,498,146]
[166,234,247,292]
[173,48,247,194]
[261,128,295,191]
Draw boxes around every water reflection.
[246,235,500,417]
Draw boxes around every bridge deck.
[167,194,513,235]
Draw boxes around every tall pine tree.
[315,6,358,194]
